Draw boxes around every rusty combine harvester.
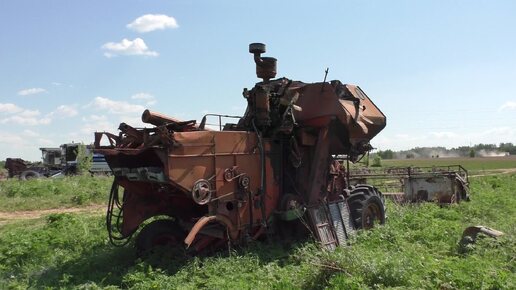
[95,43,387,253]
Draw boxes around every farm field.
[381,156,516,172]
[0,170,514,289]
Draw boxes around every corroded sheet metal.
[404,175,454,202]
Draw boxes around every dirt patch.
[0,204,104,225]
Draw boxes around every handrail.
[199,114,242,131]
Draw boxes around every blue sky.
[1,0,515,161]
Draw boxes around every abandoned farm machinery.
[95,43,397,254]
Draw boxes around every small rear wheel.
[135,219,185,257]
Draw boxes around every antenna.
[321,67,329,92]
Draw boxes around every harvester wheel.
[454,178,470,202]
[135,219,185,256]
[348,186,385,229]
[19,170,41,181]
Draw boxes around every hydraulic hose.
[106,178,132,246]
[251,119,268,229]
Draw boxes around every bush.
[371,155,382,167]
[76,145,93,174]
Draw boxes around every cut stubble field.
[0,160,515,289]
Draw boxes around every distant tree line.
[374,143,515,159]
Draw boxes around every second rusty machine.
[95,43,387,254]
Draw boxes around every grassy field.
[0,175,113,212]
[0,173,514,289]
[381,156,516,172]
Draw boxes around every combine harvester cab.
[95,43,387,254]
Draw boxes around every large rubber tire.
[135,219,185,257]
[19,170,41,181]
[348,185,386,229]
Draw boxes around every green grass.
[0,174,113,211]
[380,156,516,172]
[0,174,514,289]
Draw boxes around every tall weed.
[0,175,113,211]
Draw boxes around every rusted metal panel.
[4,158,28,177]
[167,131,261,196]
[404,175,453,202]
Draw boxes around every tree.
[499,143,516,155]
[378,149,394,159]
[469,149,475,158]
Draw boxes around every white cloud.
[0,103,22,114]
[49,105,78,118]
[18,88,47,96]
[19,109,40,118]
[89,96,145,115]
[0,130,55,161]
[131,92,156,105]
[0,104,51,126]
[0,114,51,126]
[82,114,108,122]
[499,101,516,111]
[75,114,118,144]
[51,82,74,88]
[0,130,24,145]
[118,115,147,128]
[101,38,158,57]
[80,120,115,135]
[127,14,178,33]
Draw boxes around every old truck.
[95,43,387,254]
